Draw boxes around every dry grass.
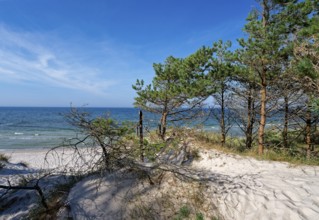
[0,153,10,163]
[191,129,319,166]
[0,153,10,170]
[127,172,220,220]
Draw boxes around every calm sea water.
[0,107,222,150]
[0,107,140,150]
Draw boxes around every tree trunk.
[160,111,168,139]
[246,86,255,149]
[96,136,110,170]
[220,84,226,146]
[258,0,270,155]
[139,110,144,162]
[306,104,312,159]
[101,144,110,170]
[283,95,289,148]
[258,79,267,155]
[313,116,318,152]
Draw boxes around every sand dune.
[192,150,319,220]
[1,148,319,219]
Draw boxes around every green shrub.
[174,205,191,219]
[195,212,204,220]
[179,205,190,218]
[264,130,282,147]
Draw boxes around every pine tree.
[133,50,212,139]
[238,0,303,154]
[207,40,234,146]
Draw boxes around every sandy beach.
[1,148,319,219]
[1,148,51,168]
[193,150,319,220]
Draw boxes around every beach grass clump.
[256,149,319,166]
[0,154,9,169]
[192,130,244,152]
[0,153,10,163]
[191,129,319,166]
[179,205,191,218]
[174,205,191,219]
[195,212,204,220]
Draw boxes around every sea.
[0,107,222,150]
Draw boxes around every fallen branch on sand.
[0,177,48,210]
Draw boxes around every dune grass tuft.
[192,129,319,166]
[0,153,10,163]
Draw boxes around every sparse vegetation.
[0,153,10,163]
[0,154,9,170]
[193,129,319,166]
[127,171,220,220]
[175,205,191,219]
[195,212,204,220]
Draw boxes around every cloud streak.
[0,25,116,95]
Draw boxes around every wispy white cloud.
[0,25,117,95]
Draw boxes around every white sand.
[192,150,319,220]
[1,149,51,169]
[1,148,319,219]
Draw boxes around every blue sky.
[0,0,256,107]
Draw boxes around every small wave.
[34,134,39,136]
[0,122,14,126]
[14,132,24,135]
[9,137,32,140]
